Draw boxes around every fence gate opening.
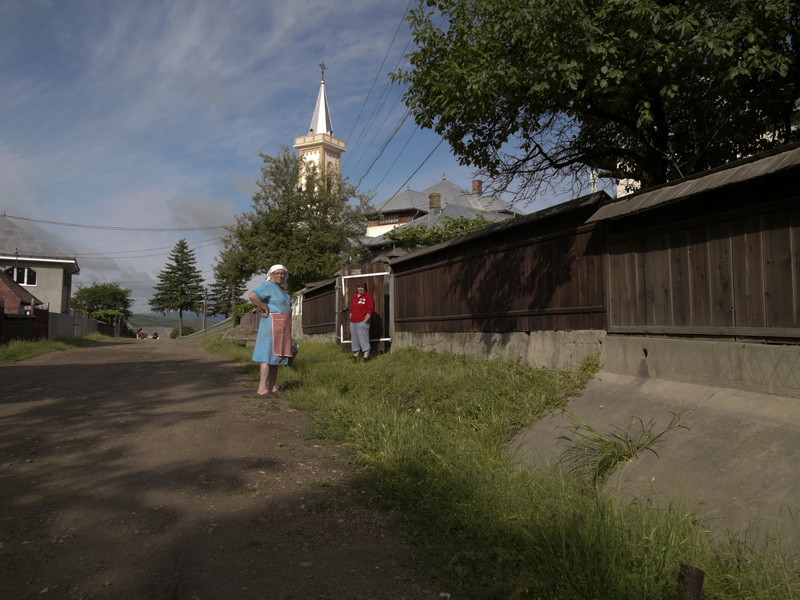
[336,265,391,354]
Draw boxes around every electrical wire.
[384,139,444,201]
[77,239,224,260]
[3,213,231,231]
[345,0,414,144]
[75,237,223,256]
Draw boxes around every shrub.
[170,325,196,338]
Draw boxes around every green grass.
[558,409,688,485]
[203,337,799,600]
[0,334,107,363]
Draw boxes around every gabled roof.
[0,215,80,274]
[0,269,42,307]
[375,178,520,216]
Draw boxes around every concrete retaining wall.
[602,335,800,399]
[392,330,800,400]
[392,330,605,371]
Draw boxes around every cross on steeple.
[319,61,327,82]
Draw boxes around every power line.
[3,213,231,231]
[356,110,411,188]
[76,237,223,256]
[384,139,445,201]
[77,239,224,260]
[345,0,414,144]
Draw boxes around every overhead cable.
[345,0,414,144]
[3,213,230,231]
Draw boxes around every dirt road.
[0,338,439,600]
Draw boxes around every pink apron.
[271,313,293,357]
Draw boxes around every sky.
[0,0,587,313]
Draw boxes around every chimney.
[428,192,442,210]
[472,179,483,195]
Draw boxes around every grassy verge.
[203,337,799,600]
[0,333,107,364]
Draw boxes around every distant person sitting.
[151,332,159,340]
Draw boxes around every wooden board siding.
[608,204,800,339]
[302,287,336,334]
[393,224,606,333]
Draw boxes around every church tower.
[294,63,346,188]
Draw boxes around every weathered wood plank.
[763,211,794,328]
[688,225,711,327]
[707,221,734,327]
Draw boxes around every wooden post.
[677,564,704,600]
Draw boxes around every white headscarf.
[267,264,288,289]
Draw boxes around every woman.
[349,280,374,361]
[248,264,292,396]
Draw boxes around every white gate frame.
[338,271,392,345]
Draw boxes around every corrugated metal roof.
[588,143,800,222]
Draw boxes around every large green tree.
[396,0,800,200]
[71,282,133,325]
[149,238,205,336]
[218,147,372,294]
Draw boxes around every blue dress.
[251,280,292,365]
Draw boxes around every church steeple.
[294,62,346,188]
[308,62,333,136]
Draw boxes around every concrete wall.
[602,335,800,399]
[392,330,605,371]
[392,330,800,400]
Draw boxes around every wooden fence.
[597,146,800,340]
[299,144,800,351]
[392,193,607,334]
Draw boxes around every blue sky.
[0,0,587,313]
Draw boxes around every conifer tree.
[207,267,247,318]
[149,238,205,336]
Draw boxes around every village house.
[0,215,80,314]
[363,177,522,255]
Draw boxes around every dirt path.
[0,338,440,600]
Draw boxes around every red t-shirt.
[349,292,375,323]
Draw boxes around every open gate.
[336,264,391,354]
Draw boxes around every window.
[379,214,400,225]
[4,266,37,286]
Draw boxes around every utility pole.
[202,287,207,331]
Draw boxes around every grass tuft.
[558,409,688,484]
